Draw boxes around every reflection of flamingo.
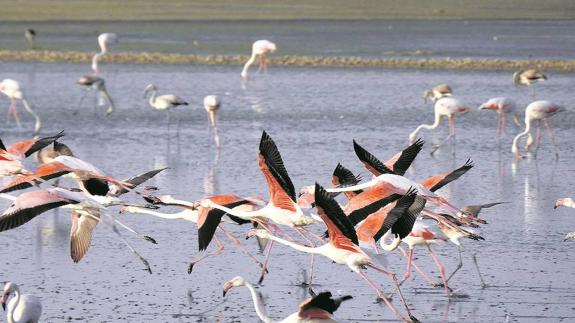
[511,100,562,159]
[409,97,470,154]
[77,75,115,116]
[241,40,277,79]
[0,79,42,135]
[223,276,352,323]
[248,184,420,322]
[478,97,521,135]
[423,84,452,103]
[92,33,118,74]
[1,282,42,323]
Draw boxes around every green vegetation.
[0,0,574,20]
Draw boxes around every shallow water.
[0,61,574,322]
[2,20,575,60]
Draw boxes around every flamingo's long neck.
[379,230,402,251]
[148,89,157,107]
[126,207,195,221]
[409,109,443,142]
[242,282,274,323]
[8,288,21,323]
[241,53,258,78]
[21,99,41,134]
[511,116,532,154]
[209,202,266,220]
[91,52,104,73]
[265,233,320,255]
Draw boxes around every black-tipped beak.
[2,303,5,311]
[554,205,558,209]
[222,290,227,297]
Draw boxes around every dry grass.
[0,0,574,20]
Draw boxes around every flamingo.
[223,276,352,323]
[513,68,547,98]
[120,194,267,274]
[511,100,563,159]
[478,97,521,134]
[203,95,221,147]
[408,97,471,154]
[24,29,36,50]
[194,131,315,284]
[248,184,420,322]
[555,198,575,209]
[423,84,452,103]
[36,140,74,164]
[77,75,115,116]
[0,131,64,177]
[144,84,188,126]
[0,79,42,135]
[1,282,42,323]
[241,40,277,79]
[92,33,118,74]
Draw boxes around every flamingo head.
[1,282,16,310]
[297,185,315,208]
[512,72,521,86]
[222,276,245,297]
[246,228,270,240]
[267,42,277,52]
[422,90,432,103]
[143,84,156,97]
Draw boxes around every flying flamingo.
[194,131,315,285]
[0,79,42,135]
[77,75,115,116]
[25,28,37,50]
[478,97,521,135]
[92,33,118,74]
[36,140,74,164]
[203,95,221,147]
[1,282,42,323]
[511,100,563,159]
[423,84,452,103]
[223,276,352,323]
[120,194,267,274]
[409,97,471,154]
[513,68,547,98]
[0,131,64,177]
[241,40,277,79]
[248,184,420,322]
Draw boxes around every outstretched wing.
[8,130,65,159]
[109,167,168,196]
[70,207,100,263]
[197,200,253,251]
[353,140,394,176]
[314,183,358,246]
[421,159,474,192]
[298,291,353,318]
[389,139,424,176]
[373,188,421,241]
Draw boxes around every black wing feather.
[348,194,402,226]
[300,291,353,315]
[392,138,424,176]
[259,131,296,201]
[430,159,474,192]
[0,201,71,232]
[332,163,363,194]
[353,140,394,175]
[112,167,168,196]
[197,200,252,251]
[0,170,70,193]
[314,183,358,245]
[24,130,65,157]
[373,188,419,241]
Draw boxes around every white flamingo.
[423,84,452,103]
[478,97,521,135]
[77,75,115,115]
[0,79,41,135]
[92,33,118,74]
[241,40,277,79]
[1,282,42,323]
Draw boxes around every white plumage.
[1,282,42,323]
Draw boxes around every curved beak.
[222,281,233,297]
[478,104,486,110]
[245,229,258,240]
[1,293,7,311]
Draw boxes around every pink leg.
[297,226,326,243]
[501,112,507,135]
[188,235,225,273]
[543,119,560,158]
[295,227,316,288]
[426,245,451,295]
[357,271,410,322]
[398,246,435,286]
[400,248,414,284]
[258,240,274,284]
[496,113,503,135]
[218,226,266,271]
[367,264,418,322]
[256,55,264,73]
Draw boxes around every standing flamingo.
[478,97,521,135]
[423,84,452,103]
[77,75,115,116]
[511,100,563,159]
[513,68,547,98]
[25,29,37,50]
[249,184,420,322]
[1,282,42,323]
[409,97,471,154]
[241,40,277,79]
[92,33,118,74]
[223,276,352,323]
[144,84,188,127]
[0,79,42,134]
[203,95,221,147]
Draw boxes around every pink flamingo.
[511,100,563,159]
[241,40,277,79]
[92,33,118,74]
[423,84,453,103]
[0,79,42,134]
[478,97,521,135]
[409,97,471,154]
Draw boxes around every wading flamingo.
[554,198,575,241]
[513,68,547,98]
[203,95,221,147]
[144,84,188,126]
[0,79,42,135]
[25,29,36,50]
[1,282,42,323]
[223,276,352,323]
[511,100,563,159]
[92,33,118,74]
[408,97,471,154]
[249,184,421,322]
[478,97,521,135]
[77,75,115,116]
[241,40,277,79]
[423,84,452,103]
